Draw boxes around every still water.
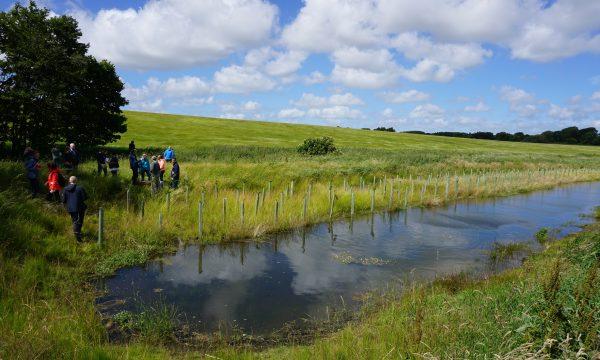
[97,182,600,334]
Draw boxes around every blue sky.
[4,0,600,133]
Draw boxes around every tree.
[0,2,127,156]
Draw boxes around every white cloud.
[330,48,400,88]
[592,91,600,101]
[243,101,260,111]
[74,0,278,70]
[292,92,364,108]
[303,71,327,85]
[498,85,540,118]
[123,76,212,110]
[307,105,362,120]
[393,32,492,82]
[278,108,305,118]
[213,65,276,93]
[464,101,490,112]
[382,90,430,104]
[548,104,575,120]
[408,104,446,120]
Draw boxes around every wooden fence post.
[198,201,203,239]
[126,187,131,212]
[97,207,104,245]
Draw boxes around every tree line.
[371,126,600,146]
[0,2,127,157]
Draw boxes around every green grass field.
[1,111,600,359]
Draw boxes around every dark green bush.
[297,137,337,156]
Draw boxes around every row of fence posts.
[96,168,596,244]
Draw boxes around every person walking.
[45,162,65,202]
[128,140,136,153]
[157,155,166,186]
[170,158,180,189]
[139,154,151,182]
[96,150,108,176]
[164,146,175,162]
[51,146,63,168]
[151,155,161,192]
[129,151,139,184]
[108,155,119,176]
[62,176,87,242]
[67,143,80,171]
[24,147,42,197]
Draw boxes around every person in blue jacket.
[139,153,151,181]
[129,151,138,184]
[164,146,175,162]
[62,176,87,242]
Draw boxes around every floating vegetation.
[331,251,391,266]
[489,242,531,264]
[535,227,550,244]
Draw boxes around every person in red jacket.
[45,162,64,202]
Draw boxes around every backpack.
[57,174,67,187]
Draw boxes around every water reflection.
[97,182,600,334]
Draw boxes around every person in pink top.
[157,155,166,188]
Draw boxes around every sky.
[4,0,600,133]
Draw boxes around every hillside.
[114,111,600,156]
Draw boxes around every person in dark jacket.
[67,143,80,171]
[128,140,136,153]
[150,155,161,192]
[170,158,180,189]
[129,151,138,184]
[51,146,63,168]
[96,150,108,176]
[108,155,119,176]
[62,176,87,242]
[24,147,41,197]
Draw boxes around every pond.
[96,182,600,335]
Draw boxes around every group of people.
[24,144,87,242]
[127,142,180,191]
[23,140,182,243]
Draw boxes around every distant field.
[114,111,600,156]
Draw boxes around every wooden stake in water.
[255,192,260,216]
[240,201,245,225]
[303,195,308,222]
[274,200,279,223]
[307,183,312,203]
[351,192,355,217]
[420,182,426,205]
[222,198,227,224]
[197,201,203,239]
[261,188,266,207]
[329,193,335,220]
[454,176,459,199]
[445,175,450,201]
[97,207,104,245]
[370,189,375,214]
[126,187,131,212]
[388,184,393,209]
[404,188,409,208]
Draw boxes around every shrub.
[297,137,337,156]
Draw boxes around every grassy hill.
[116,111,600,157]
